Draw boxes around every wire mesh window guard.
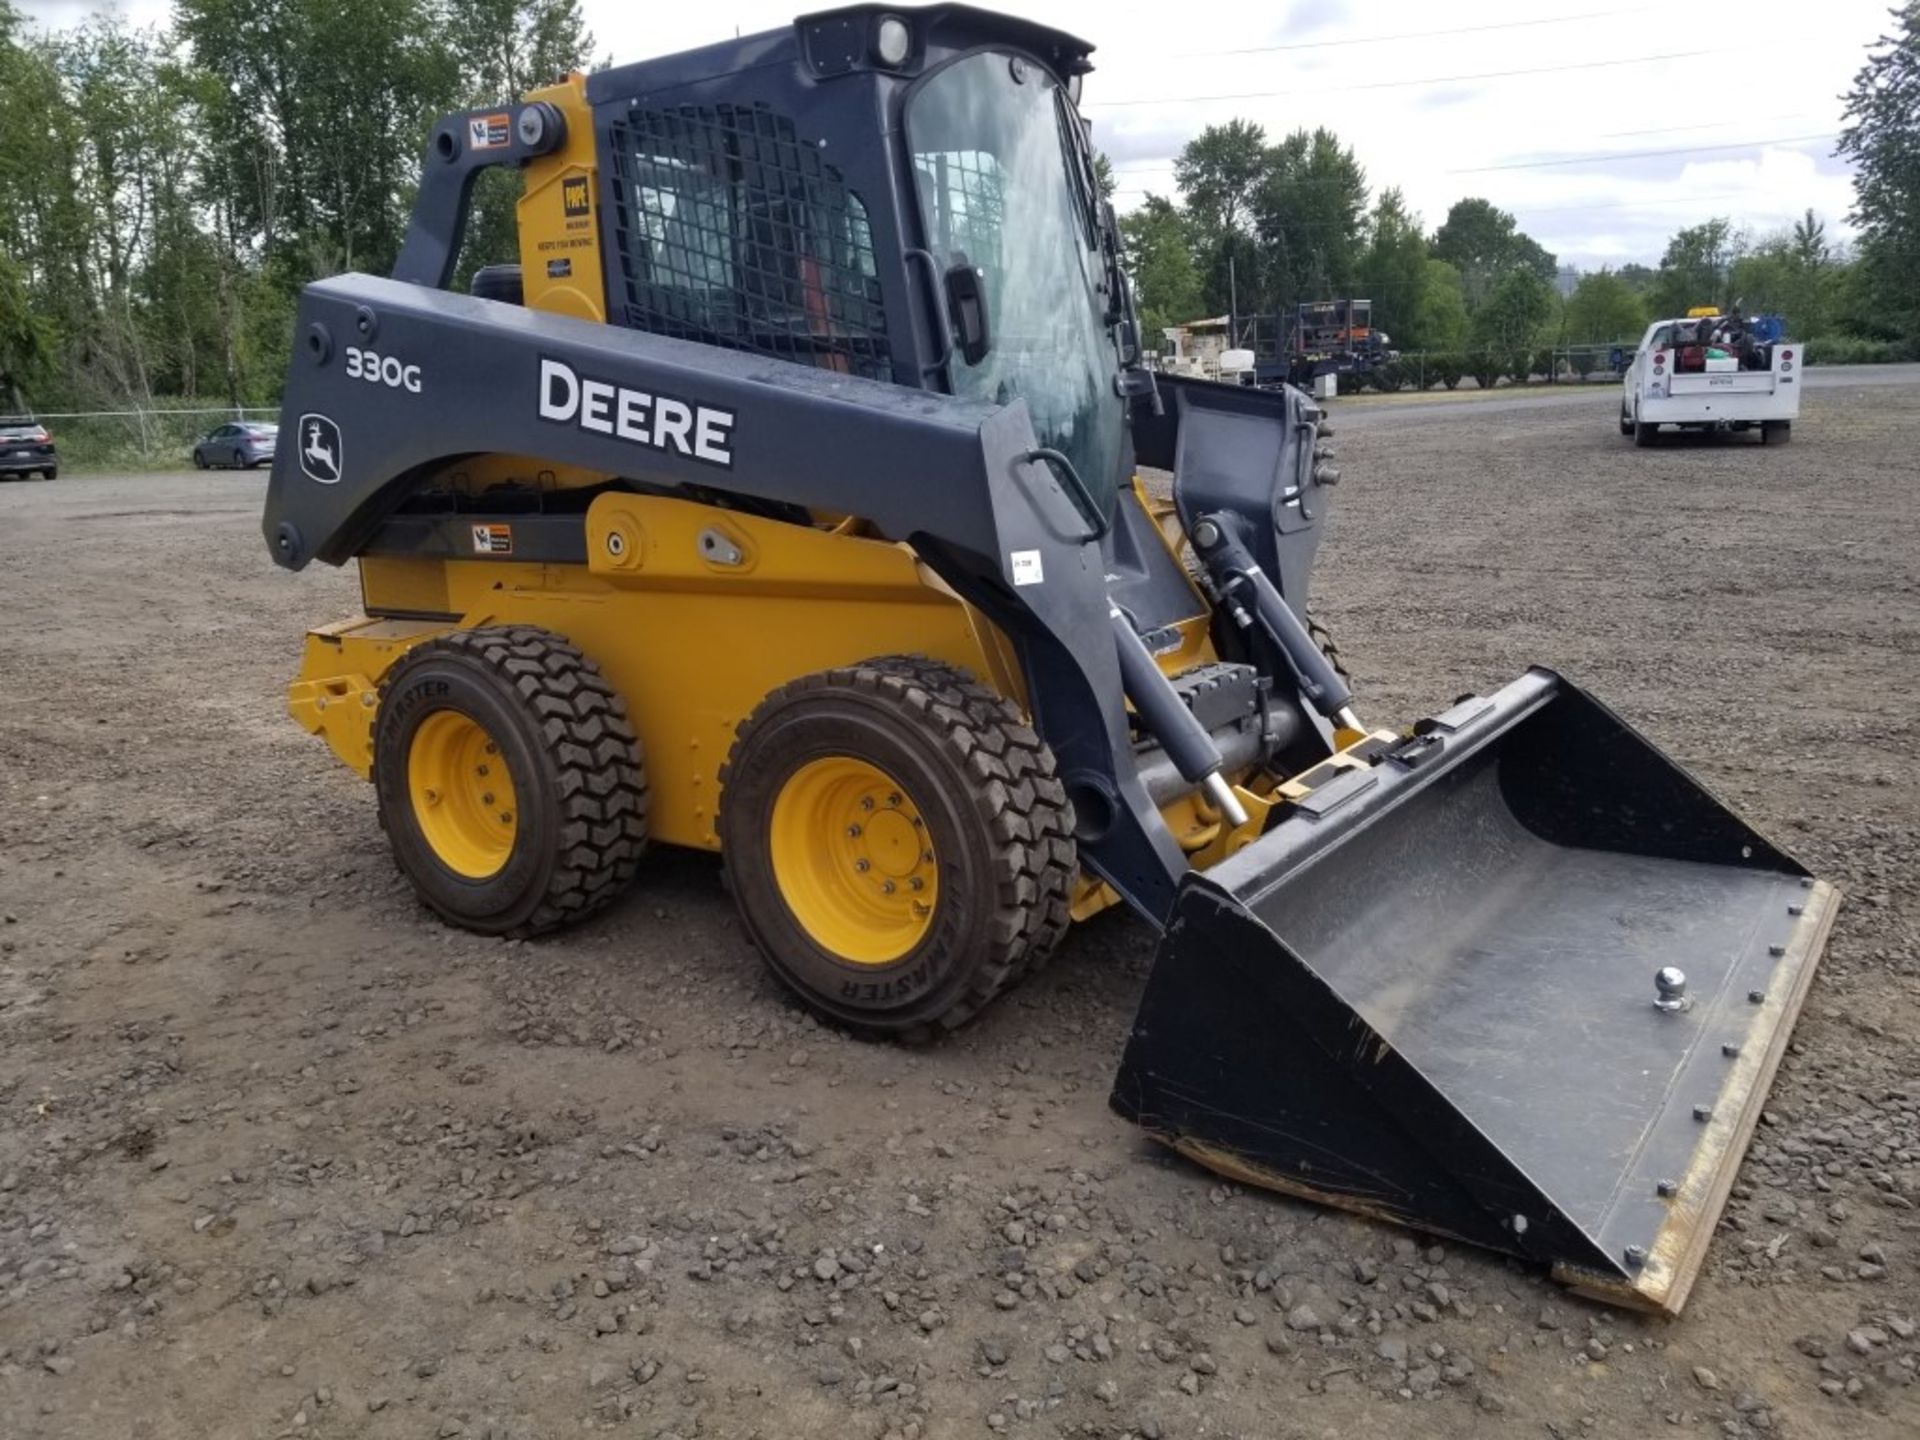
[610,104,893,382]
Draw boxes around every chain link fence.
[30,405,280,472]
[1344,345,1632,394]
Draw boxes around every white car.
[1620,318,1800,446]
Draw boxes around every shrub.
[1428,353,1466,389]
[1803,335,1916,364]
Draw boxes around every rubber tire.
[1762,420,1791,446]
[1633,419,1659,447]
[194,450,208,470]
[373,625,648,936]
[232,448,247,469]
[719,656,1075,1040]
[1619,406,1633,436]
[42,468,55,481]
[1306,612,1350,685]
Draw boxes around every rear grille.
[609,103,894,382]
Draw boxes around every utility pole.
[1228,255,1239,342]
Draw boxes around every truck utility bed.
[1622,318,1801,440]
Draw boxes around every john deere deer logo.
[298,413,342,484]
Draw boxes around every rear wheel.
[719,656,1075,1039]
[1633,415,1659,447]
[373,625,648,935]
[1761,420,1791,445]
[1619,406,1633,436]
[231,448,247,469]
[193,450,208,470]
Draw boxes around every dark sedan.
[0,416,57,480]
[193,421,278,470]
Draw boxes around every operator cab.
[582,4,1137,511]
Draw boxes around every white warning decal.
[1010,550,1044,587]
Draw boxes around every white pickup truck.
[1619,316,1800,446]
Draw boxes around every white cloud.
[23,0,1887,267]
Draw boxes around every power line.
[1448,133,1838,173]
[1106,189,1839,227]
[1179,7,1658,58]
[1082,48,1720,108]
[1109,112,1833,173]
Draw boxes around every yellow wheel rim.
[769,756,939,965]
[407,711,519,880]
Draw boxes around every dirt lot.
[1,380,1915,1440]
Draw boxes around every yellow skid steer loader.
[263,5,1835,1315]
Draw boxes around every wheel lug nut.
[484,742,497,754]
[922,849,934,862]
[477,764,489,776]
[482,793,495,805]
[860,796,875,811]
[908,876,923,891]
[887,792,902,807]
[500,812,512,823]
[854,858,870,872]
[881,880,895,894]
[911,816,924,829]
[847,824,862,838]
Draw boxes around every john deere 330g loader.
[263,5,1836,1315]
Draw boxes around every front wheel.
[193,450,209,470]
[719,656,1075,1039]
[373,626,648,936]
[1761,420,1792,446]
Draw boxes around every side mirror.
[943,260,992,366]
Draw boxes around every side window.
[609,104,892,382]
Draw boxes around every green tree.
[1649,219,1743,317]
[177,0,459,275]
[1119,195,1202,346]
[1173,119,1267,235]
[1173,120,1269,316]
[1411,258,1469,352]
[0,248,51,404]
[1253,127,1368,312]
[1431,197,1556,307]
[1563,270,1647,344]
[1730,223,1840,339]
[1093,152,1115,204]
[1790,208,1830,267]
[1358,188,1427,347]
[1838,2,1920,341]
[1471,267,1555,351]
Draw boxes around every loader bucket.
[1111,668,1836,1315]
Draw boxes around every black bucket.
[1111,668,1836,1314]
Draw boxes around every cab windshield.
[907,52,1123,515]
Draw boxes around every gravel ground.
[0,378,1915,1440]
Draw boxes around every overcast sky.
[23,0,1887,268]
